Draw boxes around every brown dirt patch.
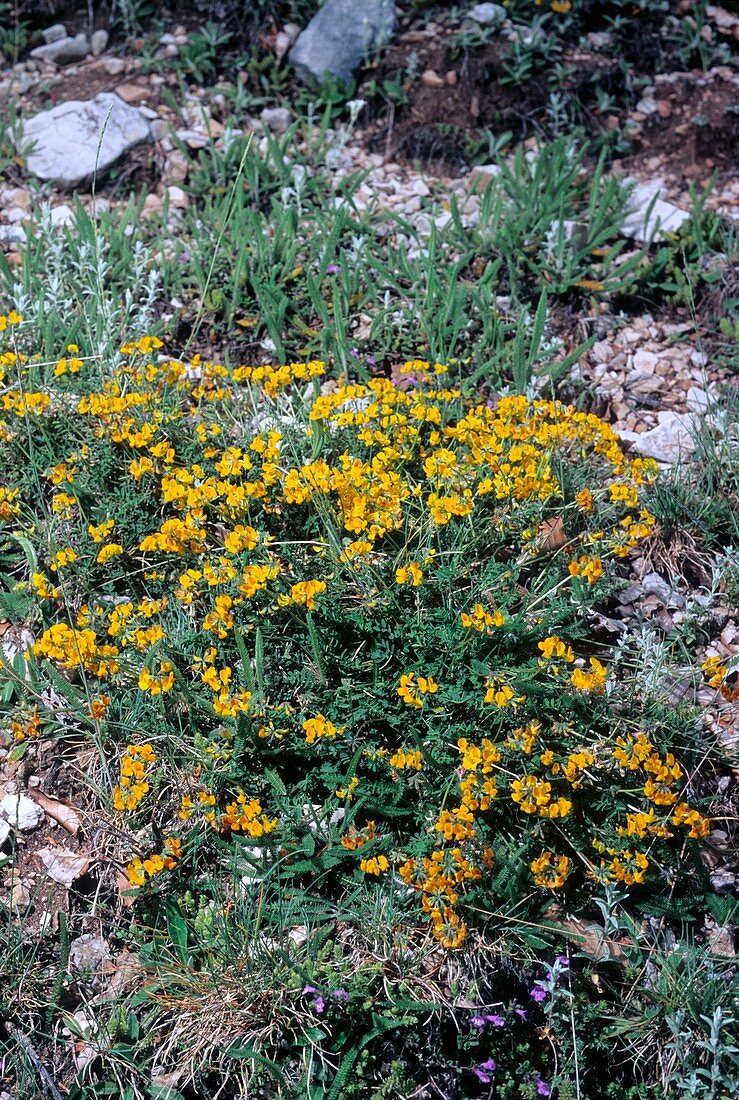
[623,69,739,190]
[23,60,160,113]
[363,32,642,173]
[364,37,549,171]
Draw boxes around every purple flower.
[332,988,349,1001]
[470,1014,487,1030]
[556,954,569,967]
[486,1014,506,1027]
[536,1081,551,1097]
[473,1058,496,1084]
[530,986,547,1003]
[179,251,190,263]
[515,1008,528,1021]
[313,995,325,1014]
[349,348,359,359]
[367,356,376,367]
[325,264,340,274]
[302,984,316,995]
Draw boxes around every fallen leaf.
[539,515,568,551]
[545,905,629,963]
[37,846,91,887]
[28,791,81,835]
[114,868,137,907]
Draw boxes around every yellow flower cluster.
[531,851,571,889]
[511,775,572,818]
[277,578,327,611]
[360,854,389,875]
[8,333,710,940]
[33,623,120,677]
[0,487,21,522]
[219,792,278,837]
[460,603,504,631]
[138,660,175,695]
[388,748,423,771]
[303,713,343,744]
[127,836,181,886]
[10,709,41,742]
[399,846,487,949]
[395,561,423,586]
[397,672,439,708]
[113,743,156,812]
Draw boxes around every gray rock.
[635,94,658,116]
[149,118,171,142]
[175,128,209,149]
[90,29,109,57]
[0,225,26,245]
[0,69,36,95]
[618,411,696,464]
[632,348,658,372]
[686,386,710,413]
[289,0,396,84]
[641,571,685,609]
[1,793,44,831]
[30,33,90,65]
[621,179,690,242]
[586,30,612,49]
[618,582,644,605]
[22,93,151,187]
[70,934,111,972]
[50,204,74,227]
[464,3,506,27]
[259,106,292,133]
[102,57,126,76]
[41,23,67,44]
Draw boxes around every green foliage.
[0,2,32,63]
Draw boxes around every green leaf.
[163,897,190,966]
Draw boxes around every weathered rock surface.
[464,3,507,27]
[260,106,293,133]
[90,30,109,57]
[621,179,690,241]
[289,0,397,84]
[618,410,697,463]
[30,33,90,65]
[41,23,67,44]
[1,792,44,831]
[70,934,111,972]
[21,93,151,187]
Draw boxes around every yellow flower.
[50,547,77,572]
[138,661,174,695]
[460,603,504,631]
[89,519,115,543]
[395,561,423,586]
[277,578,327,611]
[397,672,438,708]
[360,855,389,875]
[97,543,123,564]
[483,679,522,708]
[570,657,607,694]
[31,573,60,599]
[302,713,343,744]
[389,748,423,771]
[531,852,571,888]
